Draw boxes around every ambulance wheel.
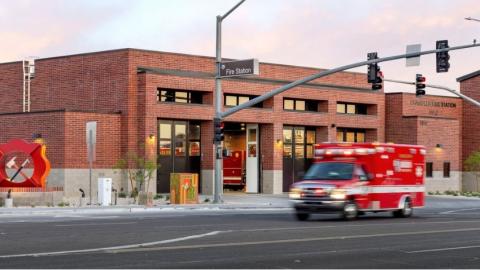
[295,212,310,221]
[342,202,358,221]
[393,198,413,218]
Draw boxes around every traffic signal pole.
[385,78,480,108]
[213,0,246,204]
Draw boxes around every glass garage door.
[157,120,201,193]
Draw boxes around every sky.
[0,0,479,96]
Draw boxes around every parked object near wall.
[170,173,198,204]
[0,139,50,188]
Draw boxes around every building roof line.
[0,109,122,116]
[386,92,461,99]
[402,115,459,120]
[138,66,376,93]
[457,70,480,82]
[0,47,365,76]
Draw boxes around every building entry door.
[157,120,201,193]
[283,126,315,192]
[245,124,259,193]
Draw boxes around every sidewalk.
[3,194,476,216]
[0,193,292,216]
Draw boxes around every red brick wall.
[386,94,417,144]
[0,111,120,169]
[0,111,65,167]
[0,48,386,172]
[63,112,121,168]
[386,93,462,170]
[0,62,24,113]
[460,75,480,164]
[416,117,461,171]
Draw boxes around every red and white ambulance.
[289,143,426,220]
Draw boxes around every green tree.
[114,150,159,201]
[465,151,480,191]
[465,151,480,172]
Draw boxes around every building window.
[157,88,203,104]
[337,102,368,115]
[443,162,450,178]
[224,94,262,108]
[336,128,366,143]
[426,162,433,178]
[283,126,315,158]
[283,98,317,112]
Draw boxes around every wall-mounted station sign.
[219,58,259,78]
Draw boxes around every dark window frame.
[336,128,366,143]
[426,162,433,178]
[443,162,450,178]
[157,88,203,104]
[283,126,316,159]
[283,98,318,112]
[224,94,262,108]
[336,102,369,115]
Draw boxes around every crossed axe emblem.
[5,157,30,182]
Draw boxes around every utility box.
[170,173,198,204]
[98,178,112,206]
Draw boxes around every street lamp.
[213,0,246,204]
[465,17,480,22]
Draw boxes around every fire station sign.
[219,59,259,77]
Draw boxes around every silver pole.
[213,0,246,204]
[385,78,480,108]
[214,15,223,204]
[220,42,480,119]
[465,17,480,22]
[89,130,93,205]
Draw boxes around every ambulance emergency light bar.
[314,146,427,157]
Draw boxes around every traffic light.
[415,74,426,96]
[367,52,379,83]
[367,52,383,91]
[436,40,450,73]
[372,70,383,91]
[213,118,224,142]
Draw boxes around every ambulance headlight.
[330,189,347,200]
[289,188,302,199]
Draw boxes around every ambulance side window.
[356,166,368,181]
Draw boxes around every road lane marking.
[0,230,230,258]
[407,245,480,253]
[55,222,137,227]
[439,208,480,214]
[111,227,480,253]
[236,220,480,232]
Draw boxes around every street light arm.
[465,17,480,22]
[384,78,480,108]
[221,0,246,20]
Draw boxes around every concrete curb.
[428,195,480,200]
[0,203,292,216]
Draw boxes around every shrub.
[118,192,127,198]
[154,194,163,200]
[57,202,70,207]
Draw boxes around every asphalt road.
[0,196,480,268]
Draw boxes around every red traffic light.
[416,76,426,82]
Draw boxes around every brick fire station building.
[0,48,476,199]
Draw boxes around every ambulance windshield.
[303,162,354,180]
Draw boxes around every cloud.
[0,0,479,96]
[0,0,131,61]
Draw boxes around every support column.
[201,121,214,195]
[260,123,283,194]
